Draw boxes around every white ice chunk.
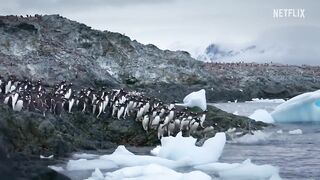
[72,153,99,159]
[248,98,286,103]
[218,159,280,180]
[194,162,240,172]
[288,129,303,135]
[249,109,274,123]
[154,132,226,165]
[66,158,118,171]
[150,145,161,156]
[231,130,271,144]
[276,129,283,134]
[48,165,64,172]
[100,145,187,168]
[177,89,207,111]
[271,90,320,122]
[40,155,54,159]
[104,164,211,180]
[85,168,104,180]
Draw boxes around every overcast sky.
[1,0,320,64]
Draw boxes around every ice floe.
[154,132,226,165]
[271,90,320,122]
[247,98,286,103]
[104,164,211,180]
[288,129,303,135]
[249,109,274,123]
[177,89,207,111]
[66,158,118,171]
[58,131,281,179]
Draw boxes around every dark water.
[221,123,320,179]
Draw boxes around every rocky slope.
[1,15,319,102]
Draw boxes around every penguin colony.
[0,75,212,139]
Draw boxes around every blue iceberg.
[271,90,320,122]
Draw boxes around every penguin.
[135,106,144,121]
[167,119,176,136]
[12,92,24,111]
[117,102,126,120]
[142,114,150,131]
[111,100,119,117]
[64,83,73,99]
[96,97,105,118]
[157,120,167,139]
[199,110,208,128]
[189,118,200,135]
[68,93,76,113]
[11,92,19,109]
[5,77,12,94]
[150,111,161,129]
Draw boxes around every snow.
[218,159,280,180]
[249,109,275,123]
[40,155,54,159]
[66,158,118,171]
[231,130,272,144]
[104,164,211,180]
[154,132,226,165]
[288,129,303,135]
[271,90,320,122]
[177,89,207,111]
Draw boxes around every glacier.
[271,90,320,122]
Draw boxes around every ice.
[154,132,226,165]
[288,129,303,135]
[276,129,283,134]
[247,98,286,103]
[178,89,207,111]
[104,164,211,180]
[230,130,271,144]
[100,145,187,168]
[271,90,320,122]
[40,155,54,159]
[218,159,280,180]
[48,165,64,172]
[249,109,274,123]
[72,153,99,159]
[85,168,104,180]
[194,162,241,172]
[150,145,161,156]
[66,158,118,171]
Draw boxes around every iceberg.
[271,90,320,122]
[154,132,226,165]
[177,89,207,111]
[249,109,274,123]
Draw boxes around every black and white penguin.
[135,105,144,121]
[150,111,161,130]
[199,110,208,128]
[142,113,150,131]
[157,120,167,139]
[117,102,126,120]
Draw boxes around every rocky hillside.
[0,14,320,103]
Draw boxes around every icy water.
[59,101,320,179]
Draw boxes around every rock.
[0,15,319,103]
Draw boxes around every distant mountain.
[202,43,263,62]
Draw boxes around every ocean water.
[58,101,320,179]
